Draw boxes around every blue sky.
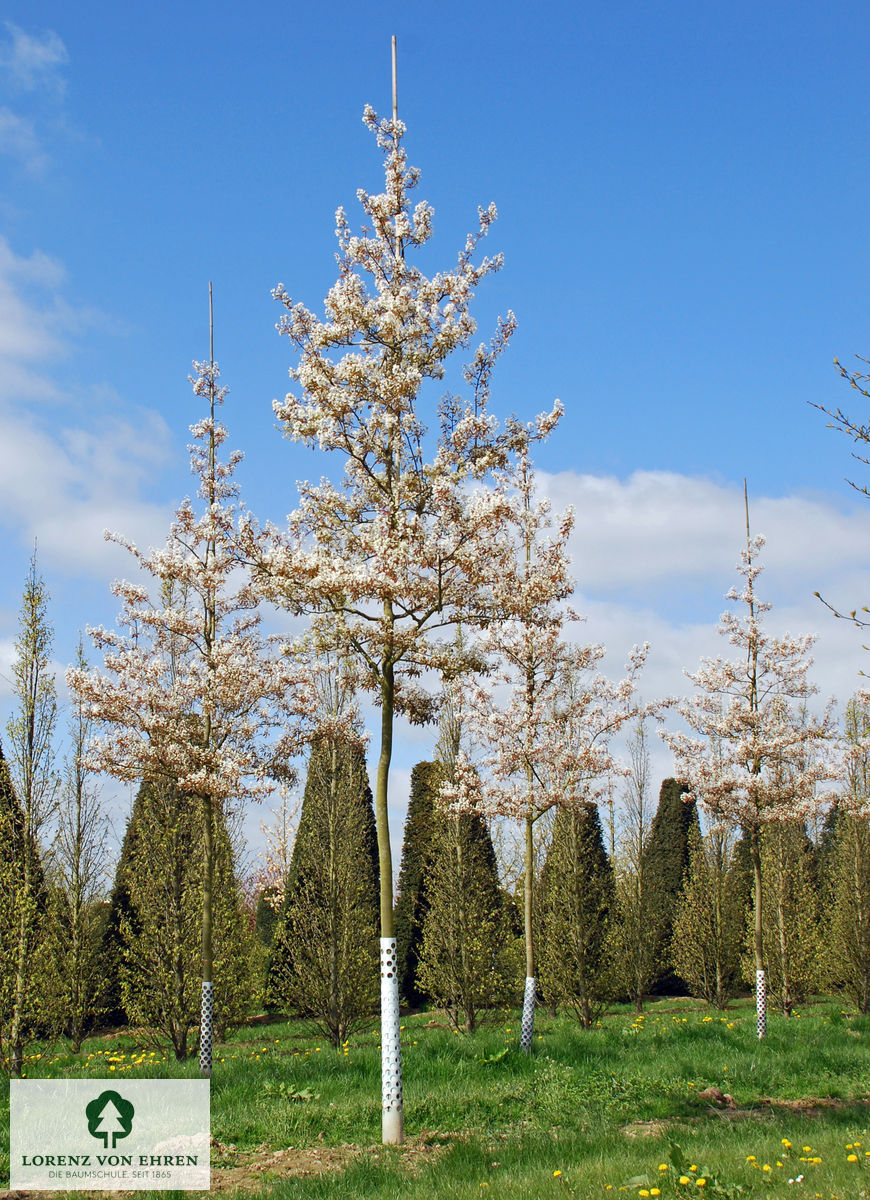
[1,1,869,869]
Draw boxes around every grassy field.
[3,996,870,1199]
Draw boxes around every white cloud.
[0,236,175,573]
[0,401,177,574]
[0,24,69,172]
[0,637,14,707]
[0,24,68,94]
[0,107,48,174]
[0,237,65,379]
[541,468,870,597]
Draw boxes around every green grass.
[3,997,870,1198]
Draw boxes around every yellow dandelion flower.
[776,1161,783,1167]
[651,1190,661,1197]
[689,1165,697,1172]
[639,1191,649,1198]
[848,1154,859,1163]
[696,1181,706,1189]
[553,1171,562,1178]
[679,1178,691,1186]
[658,1164,668,1172]
[746,1156,756,1162]
[782,1139,791,1147]
[762,1164,771,1172]
[847,1144,854,1150]
[803,1146,812,1153]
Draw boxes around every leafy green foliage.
[538,801,616,1026]
[267,737,380,1048]
[822,811,870,1012]
[643,778,699,992]
[394,762,445,1006]
[112,779,259,1059]
[742,821,821,1015]
[417,809,520,1031]
[0,741,52,1069]
[671,824,744,1008]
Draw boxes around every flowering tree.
[250,791,301,919]
[250,106,558,1142]
[442,455,647,1050]
[69,351,313,1075]
[661,502,836,1037]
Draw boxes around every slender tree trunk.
[199,296,217,1079]
[774,836,791,1016]
[199,793,214,1076]
[69,763,85,1051]
[520,806,536,1052]
[749,826,766,1038]
[329,741,340,1048]
[375,647,403,1144]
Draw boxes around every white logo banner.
[10,1080,210,1191]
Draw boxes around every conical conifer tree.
[254,888,281,949]
[817,799,842,886]
[745,820,821,1015]
[671,823,744,1008]
[642,778,699,993]
[821,697,870,1011]
[416,805,518,1031]
[824,811,870,1012]
[107,779,258,1057]
[539,800,615,1027]
[394,762,445,1007]
[268,736,380,1047]
[0,743,42,1063]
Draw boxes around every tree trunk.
[199,793,214,1077]
[749,826,766,1039]
[520,808,536,1052]
[375,652,403,1145]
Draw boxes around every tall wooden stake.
[199,280,216,1077]
[744,477,766,1040]
[379,37,405,1145]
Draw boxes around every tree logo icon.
[85,1090,135,1149]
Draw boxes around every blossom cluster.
[662,534,839,827]
[68,361,317,804]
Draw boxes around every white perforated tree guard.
[380,938,404,1143]
[199,981,214,1076]
[756,969,767,1040]
[520,976,536,1051]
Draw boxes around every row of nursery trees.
[4,675,870,1068]
[1,94,869,1145]
[265,709,870,1042]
